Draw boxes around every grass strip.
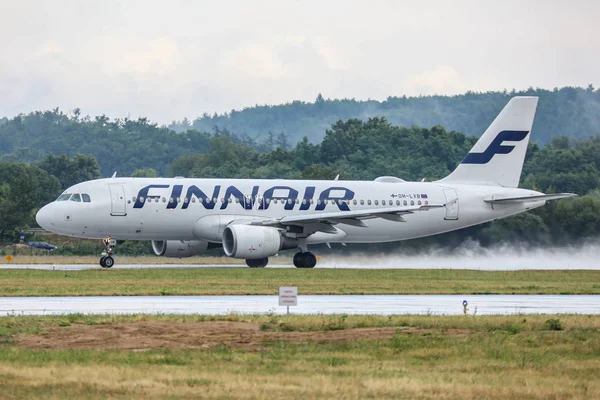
[0,314,598,399]
[1,268,599,296]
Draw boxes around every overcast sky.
[0,0,598,123]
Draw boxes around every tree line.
[2,86,600,180]
[169,86,600,145]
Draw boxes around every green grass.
[0,314,599,399]
[0,268,599,296]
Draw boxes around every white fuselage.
[36,177,545,244]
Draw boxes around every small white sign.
[279,286,298,306]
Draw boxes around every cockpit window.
[57,193,71,201]
[70,193,82,202]
[82,194,91,203]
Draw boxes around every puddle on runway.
[1,295,598,316]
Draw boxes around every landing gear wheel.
[102,256,114,268]
[246,258,268,268]
[293,252,317,268]
[99,236,116,268]
[293,252,304,268]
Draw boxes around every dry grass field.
[0,314,598,399]
[0,268,599,296]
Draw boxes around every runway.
[1,295,598,316]
[5,244,600,270]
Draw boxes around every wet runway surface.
[1,295,598,316]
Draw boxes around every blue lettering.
[133,185,170,208]
[299,186,315,211]
[167,185,183,209]
[316,187,354,211]
[260,186,299,210]
[221,185,259,210]
[181,185,221,210]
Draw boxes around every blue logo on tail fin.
[462,130,529,164]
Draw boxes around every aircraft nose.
[36,205,54,230]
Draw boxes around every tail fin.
[438,96,538,188]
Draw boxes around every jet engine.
[151,240,210,258]
[222,225,297,259]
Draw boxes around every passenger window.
[140,197,145,202]
[70,194,82,202]
[317,199,321,205]
[57,193,71,201]
[295,199,299,204]
[360,200,364,205]
[177,197,181,203]
[212,198,217,203]
[288,199,292,205]
[418,200,422,205]
[266,198,271,204]
[82,194,91,203]
[184,198,189,203]
[302,199,307,205]
[162,197,166,203]
[425,200,429,205]
[411,200,415,206]
[374,200,378,205]
[353,200,357,205]
[396,200,400,206]
[192,197,196,203]
[169,197,174,203]
[367,200,372,205]
[310,199,314,204]
[228,198,232,203]
[403,200,407,206]
[132,197,136,202]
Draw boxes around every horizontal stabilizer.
[484,193,577,204]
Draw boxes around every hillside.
[171,86,600,145]
[1,87,600,177]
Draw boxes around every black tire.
[103,256,114,268]
[246,258,268,268]
[99,256,106,267]
[303,252,317,269]
[293,252,304,268]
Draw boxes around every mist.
[317,239,600,270]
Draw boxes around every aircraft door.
[443,189,459,220]
[109,185,127,216]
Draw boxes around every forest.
[1,101,600,254]
[1,86,600,178]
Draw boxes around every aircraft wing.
[484,193,576,204]
[249,204,444,231]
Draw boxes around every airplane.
[35,96,575,268]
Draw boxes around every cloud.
[0,1,599,123]
[403,66,467,95]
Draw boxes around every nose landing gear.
[100,237,116,268]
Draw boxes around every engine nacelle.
[222,225,297,259]
[151,240,209,258]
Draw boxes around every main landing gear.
[293,251,317,268]
[246,258,269,268]
[99,236,116,268]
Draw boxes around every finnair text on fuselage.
[132,184,430,212]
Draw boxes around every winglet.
[111,171,117,178]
